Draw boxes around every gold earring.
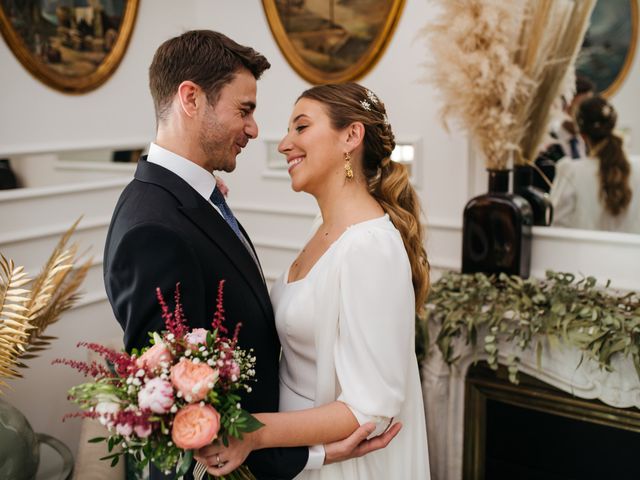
[344,151,354,179]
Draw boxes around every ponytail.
[596,135,632,216]
[369,159,430,315]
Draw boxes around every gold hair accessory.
[344,151,354,179]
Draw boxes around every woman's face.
[278,98,345,194]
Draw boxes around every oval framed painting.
[262,0,405,84]
[576,0,638,96]
[0,0,139,94]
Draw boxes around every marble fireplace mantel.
[421,324,640,480]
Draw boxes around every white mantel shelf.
[421,324,640,480]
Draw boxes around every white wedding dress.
[270,215,431,479]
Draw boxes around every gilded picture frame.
[576,0,638,96]
[262,0,405,84]
[0,1,139,94]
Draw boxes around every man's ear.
[177,80,201,118]
[344,122,365,150]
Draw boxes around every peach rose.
[171,404,220,450]
[170,359,219,402]
[137,342,172,372]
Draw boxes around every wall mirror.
[0,0,139,94]
[576,0,638,96]
[262,0,405,84]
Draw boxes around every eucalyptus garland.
[424,271,640,384]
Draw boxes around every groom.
[104,30,397,480]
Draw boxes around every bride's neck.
[315,178,381,228]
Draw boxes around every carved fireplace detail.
[421,326,640,480]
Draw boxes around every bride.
[197,83,431,479]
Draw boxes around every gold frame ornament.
[577,0,638,97]
[262,0,405,84]
[0,1,139,94]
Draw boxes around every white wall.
[0,0,194,155]
[1,0,639,463]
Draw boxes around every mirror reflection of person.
[550,96,640,233]
[533,76,595,191]
[196,84,431,479]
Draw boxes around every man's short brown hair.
[149,30,270,121]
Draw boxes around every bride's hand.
[195,433,257,477]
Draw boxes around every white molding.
[54,160,137,174]
[252,237,302,252]
[0,216,112,245]
[1,138,149,157]
[428,217,462,231]
[532,225,640,247]
[261,169,290,180]
[73,291,108,309]
[231,201,318,218]
[0,178,130,202]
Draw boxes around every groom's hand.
[323,422,402,465]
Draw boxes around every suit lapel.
[134,159,273,321]
[179,205,272,319]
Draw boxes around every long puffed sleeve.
[333,226,415,436]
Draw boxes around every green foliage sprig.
[425,271,640,384]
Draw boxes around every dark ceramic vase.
[513,165,553,226]
[462,169,533,277]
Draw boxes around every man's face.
[199,69,258,172]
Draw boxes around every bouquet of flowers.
[55,280,262,479]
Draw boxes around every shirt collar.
[147,143,217,201]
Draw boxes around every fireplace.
[463,362,640,479]
[422,328,640,480]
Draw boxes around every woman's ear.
[344,122,365,150]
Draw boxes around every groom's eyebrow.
[240,100,256,111]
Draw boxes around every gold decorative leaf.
[0,218,88,391]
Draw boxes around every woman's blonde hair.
[298,83,430,314]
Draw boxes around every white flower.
[95,401,120,428]
[366,89,379,104]
[360,100,371,111]
[137,377,174,414]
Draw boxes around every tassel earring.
[344,151,354,179]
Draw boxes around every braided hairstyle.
[298,83,430,314]
[576,96,632,216]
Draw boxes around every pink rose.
[185,328,209,346]
[134,423,152,439]
[171,404,220,450]
[137,342,172,372]
[170,359,219,402]
[138,378,174,414]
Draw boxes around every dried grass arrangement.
[0,219,91,390]
[424,0,596,170]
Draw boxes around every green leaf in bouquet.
[111,455,120,467]
[176,449,194,477]
[88,436,107,443]
[237,409,264,433]
[99,452,120,461]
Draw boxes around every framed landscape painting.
[576,0,638,96]
[0,0,139,94]
[262,0,405,84]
